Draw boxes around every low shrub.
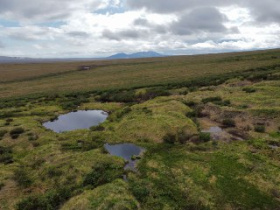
[0,130,7,140]
[254,125,265,133]
[247,73,269,82]
[163,133,176,144]
[199,132,211,142]
[222,118,236,127]
[10,127,25,139]
[222,100,231,106]
[90,125,105,132]
[142,107,152,114]
[46,166,63,178]
[0,183,4,190]
[98,90,135,103]
[178,129,194,144]
[13,166,33,188]
[83,162,123,188]
[179,90,189,95]
[10,127,24,135]
[32,142,40,147]
[115,107,132,119]
[98,88,170,103]
[61,137,104,151]
[0,146,13,164]
[60,143,81,151]
[195,105,207,118]
[137,88,170,101]
[0,112,13,119]
[202,96,222,104]
[6,118,13,123]
[59,96,89,110]
[186,111,196,118]
[16,187,73,210]
[183,100,197,107]
[82,140,103,151]
[239,104,249,109]
[11,134,19,139]
[243,87,256,93]
[129,179,150,203]
[163,129,194,144]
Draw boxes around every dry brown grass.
[0,49,279,99]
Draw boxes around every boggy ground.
[0,70,280,209]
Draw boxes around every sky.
[0,0,280,58]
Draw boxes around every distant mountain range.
[107,51,164,59]
[0,51,165,63]
[0,56,63,63]
[0,56,32,63]
[0,56,95,64]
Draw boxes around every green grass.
[0,49,280,209]
[61,179,139,210]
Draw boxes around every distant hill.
[0,51,164,63]
[0,56,98,64]
[0,56,54,63]
[0,56,31,63]
[107,51,164,59]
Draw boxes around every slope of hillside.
[0,49,280,209]
[0,49,280,99]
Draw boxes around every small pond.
[202,126,223,133]
[202,126,225,140]
[104,143,145,171]
[43,110,108,133]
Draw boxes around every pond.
[202,126,225,140]
[104,143,145,171]
[202,126,223,133]
[43,110,108,133]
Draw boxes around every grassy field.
[1,49,280,99]
[0,49,280,209]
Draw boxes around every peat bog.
[0,49,280,209]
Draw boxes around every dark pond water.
[104,143,145,171]
[43,110,108,133]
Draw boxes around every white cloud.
[0,0,279,57]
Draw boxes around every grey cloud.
[8,31,42,41]
[6,26,61,41]
[171,7,228,35]
[0,0,101,22]
[248,0,280,23]
[134,18,149,26]
[128,0,280,24]
[154,25,168,34]
[230,27,240,34]
[133,18,168,34]
[127,0,233,14]
[102,29,148,41]
[67,31,91,38]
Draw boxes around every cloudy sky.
[0,0,280,58]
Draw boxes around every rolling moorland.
[0,49,280,209]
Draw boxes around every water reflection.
[104,143,145,171]
[43,110,108,133]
